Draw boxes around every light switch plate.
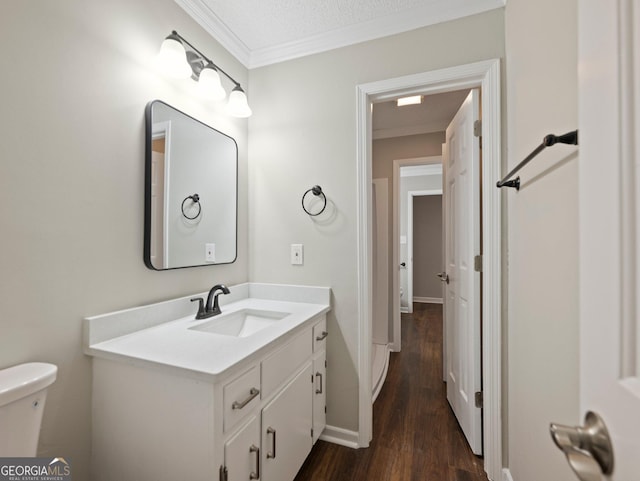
[205,243,216,262]
[291,244,303,265]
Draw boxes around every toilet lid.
[0,362,57,407]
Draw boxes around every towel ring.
[181,193,201,220]
[301,185,327,216]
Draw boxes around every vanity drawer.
[224,366,261,432]
[313,316,328,353]
[261,328,312,399]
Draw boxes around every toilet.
[0,362,57,456]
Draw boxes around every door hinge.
[311,374,314,383]
[325,359,327,368]
[474,254,483,272]
[325,405,327,414]
[475,391,483,408]
[473,119,482,137]
[219,465,228,481]
[311,428,314,438]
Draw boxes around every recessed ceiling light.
[396,95,422,106]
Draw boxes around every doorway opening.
[372,86,483,456]
[406,187,443,311]
[356,59,502,480]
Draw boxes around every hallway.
[294,303,488,481]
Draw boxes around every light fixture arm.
[171,30,241,89]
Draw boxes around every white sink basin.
[189,309,290,338]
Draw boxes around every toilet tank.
[0,362,57,456]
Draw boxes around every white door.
[443,88,482,454]
[556,1,640,479]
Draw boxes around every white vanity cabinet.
[90,314,327,481]
[222,325,316,481]
[223,318,327,481]
[85,283,331,481]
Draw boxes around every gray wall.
[248,10,505,433]
[0,1,249,478]
[413,195,443,299]
[505,0,579,479]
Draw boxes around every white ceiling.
[175,0,505,68]
[373,89,470,139]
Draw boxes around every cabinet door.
[225,416,260,481]
[312,351,326,444]
[262,364,312,481]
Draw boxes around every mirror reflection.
[144,100,237,270]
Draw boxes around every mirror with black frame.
[144,100,238,270]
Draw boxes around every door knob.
[550,411,614,481]
[436,272,449,284]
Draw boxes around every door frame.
[356,59,502,480]
[392,156,442,350]
[372,177,390,346]
[406,188,443,314]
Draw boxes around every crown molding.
[176,0,505,69]
[175,0,251,67]
[248,0,504,68]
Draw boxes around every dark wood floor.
[294,303,488,481]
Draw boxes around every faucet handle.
[190,298,206,319]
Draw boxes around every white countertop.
[84,283,330,382]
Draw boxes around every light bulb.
[227,86,252,118]
[198,65,226,101]
[157,33,192,79]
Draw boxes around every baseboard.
[318,425,360,448]
[502,468,514,481]
[414,296,443,304]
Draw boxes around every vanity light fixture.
[157,30,252,117]
[396,95,422,107]
[157,32,192,79]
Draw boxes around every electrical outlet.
[205,243,216,262]
[291,244,303,265]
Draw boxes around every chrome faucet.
[191,284,231,320]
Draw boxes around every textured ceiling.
[176,0,505,67]
[199,0,444,51]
